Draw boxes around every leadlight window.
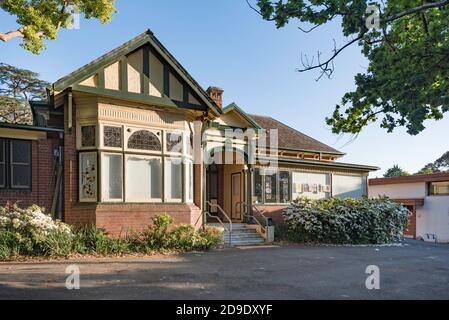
[166,133,183,153]
[104,126,122,148]
[81,125,96,148]
[79,152,98,202]
[127,130,161,151]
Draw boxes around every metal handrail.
[236,202,269,237]
[206,201,233,246]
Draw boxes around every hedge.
[282,197,410,244]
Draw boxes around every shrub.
[282,197,410,245]
[0,205,223,260]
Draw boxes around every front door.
[231,173,242,220]
[404,205,417,238]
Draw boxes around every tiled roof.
[249,114,343,155]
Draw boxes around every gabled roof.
[221,103,262,129]
[49,29,221,116]
[248,114,344,156]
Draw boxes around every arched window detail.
[127,130,161,151]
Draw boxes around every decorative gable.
[50,30,220,116]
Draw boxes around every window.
[0,139,31,190]
[164,158,183,202]
[254,168,263,204]
[186,159,193,203]
[79,152,97,202]
[104,126,122,148]
[128,130,161,151]
[101,153,123,201]
[125,155,162,202]
[166,132,183,153]
[292,171,331,200]
[264,169,277,203]
[279,171,291,203]
[429,181,449,196]
[81,125,96,148]
[333,175,367,198]
[0,140,5,188]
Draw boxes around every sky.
[1,0,448,177]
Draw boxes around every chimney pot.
[207,86,224,109]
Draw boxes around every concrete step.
[208,223,266,246]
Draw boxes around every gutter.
[0,122,64,133]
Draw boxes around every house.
[0,30,378,239]
[369,173,449,243]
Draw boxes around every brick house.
[0,30,378,239]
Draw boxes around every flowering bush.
[0,205,222,260]
[282,197,410,244]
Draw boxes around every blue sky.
[1,0,447,177]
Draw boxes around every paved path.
[0,240,448,300]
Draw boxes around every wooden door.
[231,173,242,220]
[404,205,417,238]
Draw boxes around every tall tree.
[384,165,410,178]
[418,151,449,174]
[0,0,116,54]
[249,0,449,135]
[0,63,49,124]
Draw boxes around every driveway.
[0,239,448,300]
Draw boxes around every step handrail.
[206,201,233,246]
[236,202,269,238]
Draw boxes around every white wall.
[369,182,449,243]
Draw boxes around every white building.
[369,173,449,243]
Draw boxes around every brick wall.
[0,135,60,212]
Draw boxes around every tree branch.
[0,29,24,43]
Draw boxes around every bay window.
[79,123,193,204]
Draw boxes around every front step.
[208,223,266,246]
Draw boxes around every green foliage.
[0,63,49,124]
[0,206,222,260]
[282,197,410,244]
[384,165,410,177]
[254,0,449,135]
[418,151,449,174]
[1,0,117,54]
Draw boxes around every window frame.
[164,156,184,203]
[100,123,124,151]
[77,123,98,150]
[124,153,163,203]
[100,152,124,203]
[428,181,449,196]
[124,126,162,155]
[78,151,98,203]
[0,138,32,191]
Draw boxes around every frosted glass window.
[101,154,123,201]
[292,171,331,200]
[126,156,162,202]
[333,175,367,198]
[165,158,183,202]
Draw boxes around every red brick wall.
[95,203,202,236]
[0,135,60,212]
[254,205,288,225]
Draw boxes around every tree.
[417,151,449,174]
[0,0,116,54]
[384,165,410,178]
[249,0,449,135]
[0,63,49,124]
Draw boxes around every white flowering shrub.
[0,204,73,259]
[282,197,410,244]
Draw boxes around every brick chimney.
[207,86,224,109]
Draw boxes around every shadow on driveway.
[0,240,448,300]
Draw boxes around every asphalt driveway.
[0,239,448,300]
